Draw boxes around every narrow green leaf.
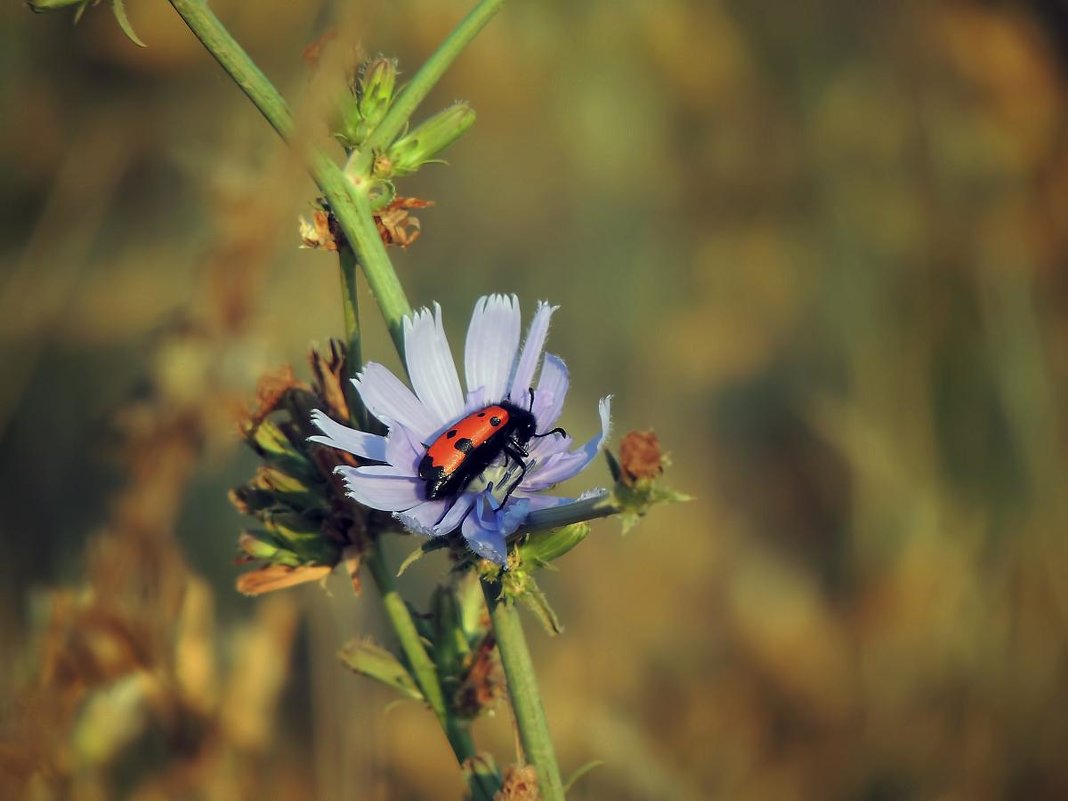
[338,639,424,701]
[517,577,563,636]
[111,0,146,47]
[563,760,605,794]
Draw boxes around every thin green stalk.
[348,0,506,177]
[336,244,366,428]
[483,581,566,801]
[367,544,499,801]
[322,167,412,352]
[166,0,412,352]
[168,0,293,140]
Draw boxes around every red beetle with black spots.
[418,392,565,501]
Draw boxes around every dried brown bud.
[619,430,663,485]
[309,339,350,422]
[494,765,539,801]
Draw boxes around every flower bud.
[357,57,397,131]
[516,523,591,567]
[384,102,476,177]
[238,531,295,564]
[337,57,399,150]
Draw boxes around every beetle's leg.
[500,441,530,504]
[532,426,566,439]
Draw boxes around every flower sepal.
[238,510,340,567]
[481,555,564,636]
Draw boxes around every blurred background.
[3,0,1068,798]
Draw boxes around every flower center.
[464,455,536,509]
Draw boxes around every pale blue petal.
[521,396,612,490]
[509,301,557,406]
[465,294,521,403]
[308,409,388,462]
[528,429,571,460]
[464,384,490,414]
[354,363,437,440]
[393,499,450,536]
[336,465,423,512]
[495,495,530,535]
[404,303,465,427]
[461,496,508,564]
[512,492,575,511]
[385,422,424,474]
[532,354,569,430]
[432,491,477,535]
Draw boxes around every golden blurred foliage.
[3,0,1068,798]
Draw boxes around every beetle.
[418,392,565,501]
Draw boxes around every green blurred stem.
[347,0,505,177]
[367,544,499,801]
[483,581,566,801]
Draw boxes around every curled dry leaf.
[375,196,434,247]
[235,564,333,597]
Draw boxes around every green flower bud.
[238,531,301,566]
[263,511,338,564]
[337,57,399,150]
[357,57,397,131]
[384,102,476,177]
[516,522,591,567]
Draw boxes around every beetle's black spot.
[418,454,446,482]
[454,438,474,454]
[446,429,457,439]
[490,416,502,427]
[477,412,486,417]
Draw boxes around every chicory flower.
[309,294,611,564]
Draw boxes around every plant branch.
[483,581,566,801]
[168,0,293,139]
[348,0,505,177]
[166,0,412,352]
[367,543,499,800]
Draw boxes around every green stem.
[348,0,506,177]
[336,244,367,428]
[367,544,499,801]
[168,0,293,140]
[483,581,566,801]
[325,169,412,352]
[166,0,412,353]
